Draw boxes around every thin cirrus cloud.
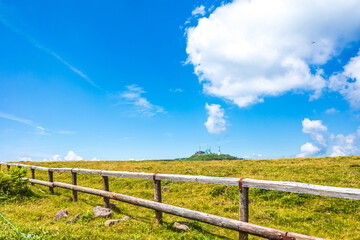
[204,103,226,134]
[0,111,48,135]
[0,3,100,89]
[0,111,74,136]
[325,108,339,114]
[297,118,360,158]
[56,130,76,135]
[119,85,165,117]
[186,0,360,108]
[0,111,34,126]
[170,88,183,93]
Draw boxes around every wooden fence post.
[7,165,10,171]
[31,168,35,186]
[239,178,249,240]
[48,170,54,194]
[72,172,78,202]
[102,176,110,208]
[154,178,163,225]
[239,187,249,240]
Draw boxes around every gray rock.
[55,210,69,220]
[67,213,81,223]
[173,221,190,232]
[162,186,170,192]
[27,234,35,238]
[120,216,131,221]
[188,170,193,173]
[93,206,113,218]
[104,219,119,226]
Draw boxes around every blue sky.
[1,0,360,161]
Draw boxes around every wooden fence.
[2,162,359,240]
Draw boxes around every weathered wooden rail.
[2,162,358,239]
[23,178,323,240]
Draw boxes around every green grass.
[1,156,360,239]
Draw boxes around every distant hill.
[186,153,240,161]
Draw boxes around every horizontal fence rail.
[2,162,360,200]
[23,178,325,240]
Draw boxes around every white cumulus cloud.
[329,50,360,109]
[297,142,321,158]
[298,118,359,157]
[204,103,226,134]
[64,151,83,161]
[302,118,328,147]
[331,133,359,157]
[43,154,62,162]
[186,0,360,108]
[18,157,32,162]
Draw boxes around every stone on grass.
[93,206,113,218]
[121,216,131,221]
[104,219,119,227]
[55,210,69,220]
[188,170,193,173]
[173,221,190,232]
[162,186,170,192]
[27,234,35,238]
[67,213,81,223]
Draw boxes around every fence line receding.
[2,162,355,240]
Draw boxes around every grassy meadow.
[1,156,360,239]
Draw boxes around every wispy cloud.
[170,88,183,93]
[0,111,50,135]
[56,130,76,135]
[0,111,74,136]
[192,5,206,16]
[35,126,50,135]
[0,111,34,126]
[0,3,99,89]
[48,51,99,88]
[325,108,339,114]
[119,85,165,117]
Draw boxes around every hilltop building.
[195,146,222,155]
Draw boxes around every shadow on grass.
[164,221,232,240]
